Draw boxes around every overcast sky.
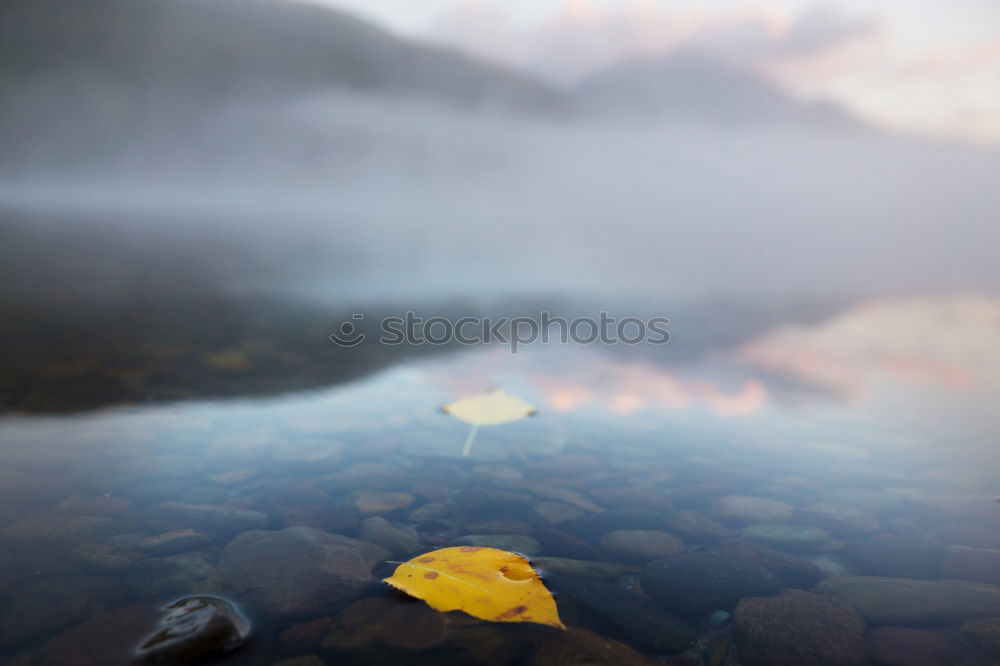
[299,0,1000,143]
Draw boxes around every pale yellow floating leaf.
[384,546,565,629]
[442,389,536,457]
[443,389,536,426]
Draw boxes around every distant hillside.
[0,0,571,170]
[577,50,861,129]
[0,0,569,109]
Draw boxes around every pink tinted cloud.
[430,1,881,83]
[429,1,1000,141]
[732,295,993,401]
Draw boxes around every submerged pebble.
[347,490,415,516]
[818,576,1000,623]
[739,523,832,551]
[454,534,542,556]
[218,527,389,618]
[710,496,795,525]
[865,627,967,666]
[547,575,697,652]
[359,517,422,557]
[732,590,866,666]
[136,596,250,664]
[136,529,215,556]
[599,530,685,563]
[641,551,781,616]
[531,556,625,582]
[128,551,223,600]
[942,545,1000,585]
[959,617,1000,659]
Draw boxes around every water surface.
[1,295,998,665]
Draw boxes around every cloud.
[429,1,1000,142]
[430,1,881,83]
[763,6,881,58]
[732,295,994,400]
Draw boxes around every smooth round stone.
[274,656,324,666]
[733,590,866,666]
[33,605,160,666]
[548,576,696,652]
[819,488,905,514]
[797,502,880,535]
[359,517,421,557]
[143,502,268,534]
[588,487,673,513]
[805,554,853,579]
[559,508,671,543]
[866,627,967,666]
[128,551,223,600]
[53,495,132,517]
[461,520,535,535]
[818,576,1000,623]
[323,596,549,665]
[219,527,389,619]
[136,596,250,663]
[409,502,452,522]
[706,609,731,628]
[472,464,524,484]
[0,516,118,549]
[1,576,128,648]
[324,463,410,491]
[942,545,1000,585]
[720,540,823,588]
[711,496,795,525]
[137,529,214,556]
[773,475,826,491]
[534,528,602,560]
[641,551,781,616]
[527,626,659,666]
[531,557,625,582]
[600,530,685,563]
[271,442,343,466]
[453,534,542,556]
[740,524,832,551]
[66,540,142,571]
[533,501,585,525]
[522,483,604,513]
[959,617,1000,659]
[663,510,734,540]
[347,490,415,517]
[207,467,257,486]
[527,455,605,478]
[279,617,337,655]
[844,533,944,579]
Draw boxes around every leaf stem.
[461,423,479,458]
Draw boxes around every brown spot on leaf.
[424,571,439,579]
[460,546,481,552]
[494,605,528,621]
[419,557,435,563]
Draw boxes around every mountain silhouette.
[577,50,861,129]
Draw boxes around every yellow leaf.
[384,546,565,630]
[443,389,536,426]
[442,389,536,457]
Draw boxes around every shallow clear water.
[1,296,999,665]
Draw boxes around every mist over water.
[4,90,999,307]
